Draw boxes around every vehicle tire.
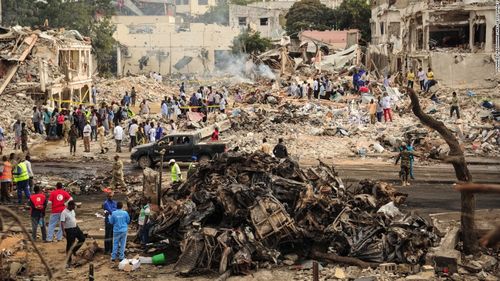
[199,155,211,162]
[138,155,152,169]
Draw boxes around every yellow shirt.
[427,71,434,80]
[407,72,415,81]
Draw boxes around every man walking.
[61,200,85,267]
[29,186,47,241]
[450,92,460,119]
[83,121,91,152]
[12,155,30,204]
[114,123,123,153]
[273,138,288,159]
[109,201,130,261]
[111,155,126,188]
[69,124,78,156]
[46,182,72,242]
[103,191,117,255]
[13,120,22,150]
[395,146,414,186]
[169,159,181,183]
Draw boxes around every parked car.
[131,132,227,168]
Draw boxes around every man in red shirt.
[29,186,47,241]
[46,182,72,242]
[210,127,219,141]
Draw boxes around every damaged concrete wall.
[428,52,496,88]
[113,16,240,75]
[228,4,285,39]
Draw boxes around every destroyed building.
[368,0,498,88]
[113,16,240,75]
[229,0,345,39]
[0,27,94,107]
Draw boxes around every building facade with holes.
[367,0,498,88]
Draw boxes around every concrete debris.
[128,151,440,278]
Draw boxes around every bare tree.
[407,88,478,254]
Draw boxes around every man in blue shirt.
[109,201,130,261]
[102,191,117,255]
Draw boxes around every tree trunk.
[407,88,478,254]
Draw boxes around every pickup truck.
[131,132,227,168]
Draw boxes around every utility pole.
[496,0,500,72]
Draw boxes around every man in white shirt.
[61,201,85,267]
[128,120,139,152]
[417,67,426,91]
[83,121,92,152]
[382,93,393,122]
[114,124,124,153]
[148,122,156,143]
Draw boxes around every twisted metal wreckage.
[128,151,440,277]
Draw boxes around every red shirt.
[211,130,219,141]
[48,189,72,214]
[30,193,46,216]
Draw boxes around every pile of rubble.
[130,151,439,277]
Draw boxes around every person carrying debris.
[12,155,31,204]
[109,201,130,261]
[111,155,126,189]
[273,138,288,159]
[0,155,12,203]
[395,146,415,186]
[61,200,85,268]
[169,159,182,183]
[46,182,72,242]
[102,190,117,255]
[450,92,460,119]
[29,185,47,241]
[260,138,271,155]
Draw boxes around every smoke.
[213,51,277,82]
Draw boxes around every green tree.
[285,0,335,37]
[332,0,371,43]
[231,30,272,54]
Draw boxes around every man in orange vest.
[0,155,12,203]
[29,186,47,241]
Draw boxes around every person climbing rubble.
[111,155,126,189]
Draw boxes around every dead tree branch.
[0,206,53,279]
[407,87,477,254]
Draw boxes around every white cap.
[169,159,175,164]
